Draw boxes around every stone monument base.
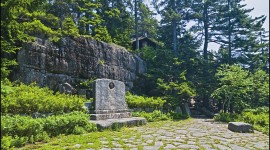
[90,117,147,131]
[90,112,132,120]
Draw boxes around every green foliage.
[170,111,190,120]
[126,92,166,109]
[97,3,134,49]
[1,0,268,124]
[93,26,112,43]
[214,107,269,134]
[250,70,269,106]
[1,82,86,115]
[1,136,13,150]
[79,78,96,90]
[211,64,269,113]
[42,112,97,136]
[1,111,97,149]
[0,38,19,79]
[137,3,158,39]
[213,112,239,123]
[62,16,79,37]
[155,69,196,108]
[132,110,171,122]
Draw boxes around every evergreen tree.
[96,0,134,48]
[62,16,79,37]
[153,0,193,55]
[137,3,158,39]
[1,0,59,79]
[190,0,220,61]
[211,0,267,65]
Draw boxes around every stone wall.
[11,36,146,93]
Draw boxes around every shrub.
[213,112,239,123]
[1,82,87,115]
[132,110,171,122]
[43,111,97,136]
[126,92,166,109]
[241,107,269,134]
[211,65,269,113]
[214,107,269,134]
[1,136,12,150]
[170,111,189,120]
[1,112,97,149]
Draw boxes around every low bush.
[170,111,190,120]
[126,92,166,109]
[214,107,269,134]
[132,110,171,122]
[1,81,87,115]
[213,112,239,123]
[1,111,97,149]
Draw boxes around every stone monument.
[89,79,146,130]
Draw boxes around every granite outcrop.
[11,36,146,93]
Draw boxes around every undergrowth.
[1,81,87,115]
[214,107,269,134]
[126,92,166,109]
[132,110,189,122]
[1,111,97,149]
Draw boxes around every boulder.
[228,122,254,133]
[58,82,77,94]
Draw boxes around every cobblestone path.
[96,118,269,150]
[22,118,269,150]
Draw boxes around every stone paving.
[78,118,269,150]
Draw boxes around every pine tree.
[1,0,59,79]
[211,0,267,65]
[153,0,193,55]
[190,0,220,61]
[62,16,79,37]
[96,0,134,48]
[137,3,158,39]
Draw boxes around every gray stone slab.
[177,144,199,149]
[90,117,147,131]
[89,78,147,130]
[213,144,229,150]
[93,79,127,111]
[228,144,249,150]
[90,112,131,120]
[228,122,254,133]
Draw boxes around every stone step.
[90,117,147,131]
[90,112,132,120]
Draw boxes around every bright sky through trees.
[145,0,269,51]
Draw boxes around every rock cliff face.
[11,37,146,93]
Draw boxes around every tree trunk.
[172,0,177,55]
[85,13,90,34]
[203,2,209,61]
[173,20,177,55]
[228,0,232,64]
[135,0,139,50]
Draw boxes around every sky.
[146,0,269,51]
[146,0,269,31]
[243,0,269,31]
